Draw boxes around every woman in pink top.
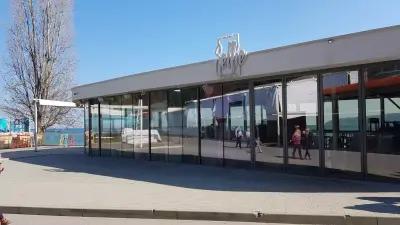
[291,125,303,159]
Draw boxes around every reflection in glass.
[150,91,169,161]
[168,89,183,162]
[200,84,223,165]
[90,101,100,156]
[223,82,251,165]
[133,93,150,160]
[109,96,122,156]
[287,75,319,167]
[365,63,400,179]
[100,98,111,156]
[254,79,284,165]
[182,87,199,163]
[322,71,361,172]
[84,102,89,154]
[121,94,134,157]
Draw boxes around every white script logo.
[215,33,247,77]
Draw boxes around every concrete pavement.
[6,214,272,225]
[0,147,399,224]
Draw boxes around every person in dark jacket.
[235,126,243,148]
[302,128,313,160]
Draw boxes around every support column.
[148,93,152,161]
[282,77,288,168]
[380,96,385,129]
[332,97,339,150]
[98,102,101,156]
[359,68,368,178]
[249,81,256,167]
[197,87,202,164]
[317,74,325,174]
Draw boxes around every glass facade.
[322,70,361,172]
[84,102,89,154]
[133,92,150,160]
[150,91,169,161]
[89,100,100,156]
[254,79,283,166]
[168,89,183,162]
[223,82,251,166]
[109,96,123,156]
[82,61,400,181]
[182,87,199,163]
[200,84,223,165]
[100,97,112,156]
[365,62,400,179]
[286,75,319,167]
[121,94,134,157]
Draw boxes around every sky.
[1,0,400,87]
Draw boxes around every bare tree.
[1,0,75,135]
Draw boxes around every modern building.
[72,25,400,181]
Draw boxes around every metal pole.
[34,100,38,152]
[248,81,256,167]
[282,77,288,168]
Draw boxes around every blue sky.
[1,0,400,86]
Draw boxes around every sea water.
[44,128,84,146]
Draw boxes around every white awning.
[35,99,77,107]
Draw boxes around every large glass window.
[84,102,89,154]
[133,92,150,160]
[100,97,112,156]
[121,94,134,157]
[200,84,223,165]
[168,89,183,162]
[286,75,319,167]
[150,91,169,161]
[90,101,100,156]
[322,71,361,172]
[365,63,400,179]
[109,96,123,156]
[223,82,251,165]
[182,87,199,163]
[254,79,284,165]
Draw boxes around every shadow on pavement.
[2,147,400,193]
[345,197,400,215]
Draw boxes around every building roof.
[72,25,400,101]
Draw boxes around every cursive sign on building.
[215,33,247,77]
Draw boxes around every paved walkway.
[7,214,269,225]
[0,147,399,221]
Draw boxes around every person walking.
[235,126,243,148]
[0,159,11,225]
[291,125,303,159]
[302,128,312,160]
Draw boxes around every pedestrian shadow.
[345,197,400,214]
[2,147,400,193]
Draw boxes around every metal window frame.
[98,101,102,156]
[248,81,256,167]
[148,92,152,161]
[88,102,92,156]
[282,76,288,168]
[197,87,202,164]
[359,67,368,178]
[317,74,325,174]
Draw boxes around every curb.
[1,206,399,225]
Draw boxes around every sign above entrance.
[215,33,247,77]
